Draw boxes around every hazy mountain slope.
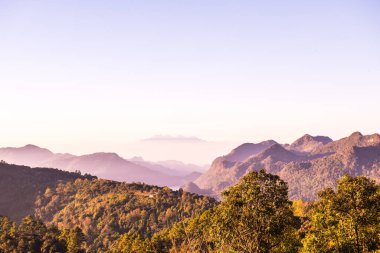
[191,132,380,200]
[193,140,278,191]
[0,162,95,222]
[156,160,208,173]
[0,145,54,167]
[130,157,197,177]
[0,145,197,187]
[182,171,202,182]
[40,152,190,186]
[223,140,278,162]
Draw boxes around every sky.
[0,0,379,164]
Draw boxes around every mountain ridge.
[191,132,380,200]
[289,134,333,153]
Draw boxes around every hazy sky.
[0,0,379,163]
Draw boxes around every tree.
[0,216,17,252]
[0,215,86,253]
[61,227,85,253]
[16,215,47,252]
[302,175,380,253]
[211,170,301,252]
[110,233,151,253]
[41,226,67,253]
[162,209,216,252]
[150,170,301,252]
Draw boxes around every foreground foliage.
[112,170,302,253]
[110,173,379,253]
[302,175,380,253]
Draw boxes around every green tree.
[147,170,301,253]
[61,227,85,253]
[41,226,67,253]
[110,233,151,253]
[0,215,87,253]
[16,215,47,253]
[211,170,301,252]
[0,216,17,252]
[162,209,216,252]
[302,175,380,253]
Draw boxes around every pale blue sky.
[0,0,379,163]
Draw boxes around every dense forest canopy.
[0,215,86,253]
[34,179,217,251]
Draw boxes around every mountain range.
[1,132,379,201]
[189,132,380,200]
[0,145,203,187]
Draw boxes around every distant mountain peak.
[230,140,278,153]
[23,144,41,149]
[225,140,278,162]
[294,134,314,144]
[301,134,313,139]
[290,134,332,153]
[22,144,53,152]
[350,131,363,138]
[265,143,287,152]
[255,143,299,162]
[261,139,278,145]
[257,143,286,158]
[86,152,122,159]
[292,134,332,145]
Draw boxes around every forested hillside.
[34,179,217,251]
[0,162,95,222]
[0,163,216,252]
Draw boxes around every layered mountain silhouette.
[191,132,380,200]
[2,132,379,201]
[0,145,201,187]
[130,157,206,177]
[0,144,55,167]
